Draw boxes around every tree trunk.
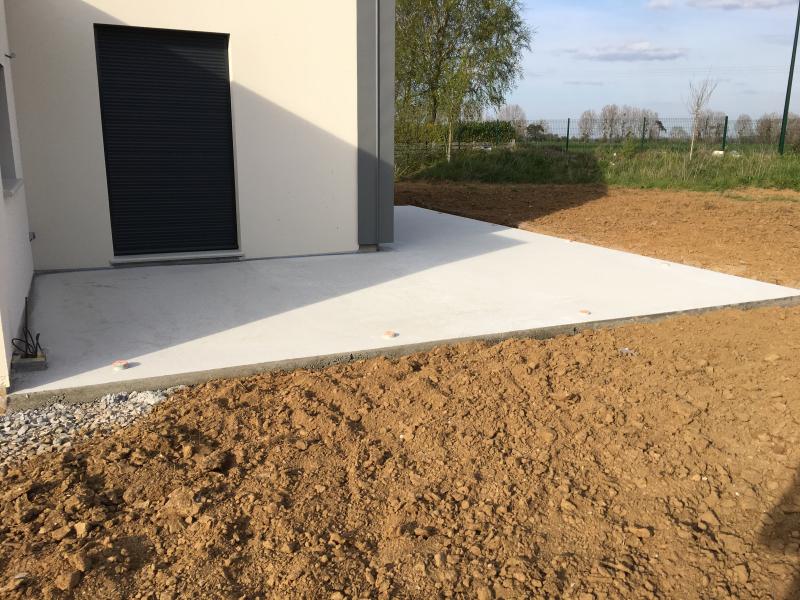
[446,121,453,163]
[689,117,697,161]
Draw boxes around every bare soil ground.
[1,305,800,599]
[2,184,799,599]
[396,183,800,288]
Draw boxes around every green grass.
[721,191,800,203]
[401,145,800,191]
[401,147,603,184]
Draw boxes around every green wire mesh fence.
[395,115,799,176]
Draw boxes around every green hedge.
[396,120,517,144]
[455,121,516,143]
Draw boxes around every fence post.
[640,117,647,150]
[721,116,729,151]
[780,0,800,154]
[565,118,570,153]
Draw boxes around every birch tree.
[396,0,532,157]
[687,78,718,160]
[578,110,597,141]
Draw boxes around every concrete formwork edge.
[6,294,800,413]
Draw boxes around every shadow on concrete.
[16,208,525,393]
[8,0,528,393]
[759,471,800,599]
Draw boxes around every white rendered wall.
[6,0,359,270]
[0,0,33,388]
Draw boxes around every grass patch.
[404,147,603,184]
[402,145,800,192]
[720,190,800,203]
[603,148,800,191]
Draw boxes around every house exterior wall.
[6,0,363,270]
[0,0,34,390]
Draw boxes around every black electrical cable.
[11,297,42,359]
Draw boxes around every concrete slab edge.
[6,294,800,413]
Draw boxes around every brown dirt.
[396,183,800,288]
[2,305,800,599]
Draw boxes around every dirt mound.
[396,182,800,288]
[2,306,800,599]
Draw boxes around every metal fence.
[516,116,795,154]
[395,115,799,175]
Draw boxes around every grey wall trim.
[357,0,395,245]
[377,0,395,243]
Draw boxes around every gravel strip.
[0,388,183,472]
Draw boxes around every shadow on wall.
[759,471,800,599]
[0,189,34,391]
[11,0,528,392]
[8,0,375,269]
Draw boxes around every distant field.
[397,144,800,192]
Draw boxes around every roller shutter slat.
[95,25,238,256]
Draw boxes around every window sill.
[109,249,244,266]
[3,178,23,199]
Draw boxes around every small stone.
[294,440,308,451]
[50,525,74,541]
[164,487,201,519]
[718,533,746,553]
[55,570,82,591]
[627,526,653,539]
[414,527,429,537]
[476,585,493,600]
[69,550,92,573]
[732,563,749,583]
[74,522,90,538]
[1,574,27,592]
[560,499,577,512]
[540,428,557,443]
[328,532,345,545]
[698,510,720,528]
[764,353,781,362]
[279,542,297,554]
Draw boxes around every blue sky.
[507,0,799,118]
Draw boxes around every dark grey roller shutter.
[95,25,238,256]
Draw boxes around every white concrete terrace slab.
[10,206,800,404]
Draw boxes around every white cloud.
[569,42,687,62]
[687,0,795,8]
[647,0,674,9]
